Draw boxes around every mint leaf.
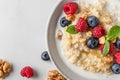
[107,26,120,40]
[66,25,78,34]
[103,25,120,56]
[103,40,110,56]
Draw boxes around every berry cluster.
[111,39,120,74]
[61,2,105,49]
[60,2,78,27]
[75,15,105,49]
[61,2,105,51]
[61,2,120,74]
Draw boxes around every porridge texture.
[62,29,113,73]
[57,0,120,74]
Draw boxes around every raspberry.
[114,52,120,64]
[100,43,116,54]
[100,44,104,52]
[75,17,89,32]
[92,26,105,38]
[115,52,120,58]
[64,2,78,15]
[116,59,120,64]
[20,66,34,78]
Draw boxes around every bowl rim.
[45,0,90,80]
[45,0,70,79]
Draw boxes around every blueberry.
[87,16,99,28]
[111,63,120,74]
[60,17,71,27]
[86,37,99,49]
[115,39,120,49]
[41,51,50,61]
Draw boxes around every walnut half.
[0,59,11,79]
[45,70,66,80]
[56,29,63,40]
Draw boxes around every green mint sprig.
[103,26,120,56]
[102,40,110,56]
[66,25,78,34]
[107,26,120,40]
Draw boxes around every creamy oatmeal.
[56,0,120,74]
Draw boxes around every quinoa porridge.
[56,0,120,75]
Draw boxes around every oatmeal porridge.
[56,0,120,74]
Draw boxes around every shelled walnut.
[66,14,75,21]
[99,36,105,44]
[45,70,66,80]
[0,59,11,79]
[56,29,63,40]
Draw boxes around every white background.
[0,0,60,80]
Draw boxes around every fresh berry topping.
[60,17,71,27]
[111,63,120,74]
[116,59,120,64]
[87,16,99,28]
[86,37,99,49]
[100,43,116,54]
[64,2,78,15]
[110,44,116,52]
[20,66,34,78]
[115,39,120,49]
[75,17,89,32]
[115,52,120,59]
[114,52,120,64]
[92,26,105,38]
[100,44,104,51]
[41,51,50,61]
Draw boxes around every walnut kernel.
[46,70,66,80]
[56,29,63,40]
[99,36,105,44]
[0,59,11,78]
[66,14,75,21]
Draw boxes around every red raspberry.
[64,2,78,15]
[115,52,120,58]
[100,43,116,54]
[100,44,104,51]
[92,26,105,38]
[75,17,89,32]
[114,52,120,64]
[20,66,34,78]
[116,59,120,64]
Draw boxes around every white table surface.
[0,0,60,80]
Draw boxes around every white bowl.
[46,0,120,80]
